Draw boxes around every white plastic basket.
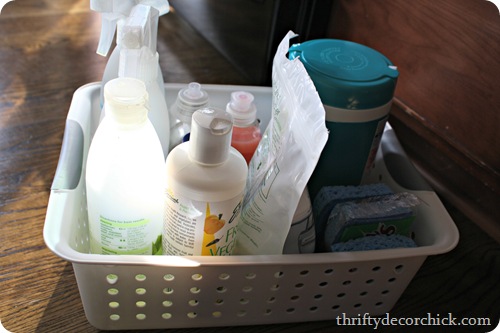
[43,83,459,330]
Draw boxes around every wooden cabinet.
[327,0,499,239]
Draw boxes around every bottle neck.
[233,118,260,128]
[106,102,149,127]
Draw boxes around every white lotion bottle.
[86,77,165,255]
[163,108,248,256]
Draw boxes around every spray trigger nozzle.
[91,0,170,56]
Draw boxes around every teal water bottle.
[289,39,399,200]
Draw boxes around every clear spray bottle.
[90,0,170,108]
[116,4,170,158]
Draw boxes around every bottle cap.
[176,82,210,123]
[288,39,399,109]
[189,108,233,165]
[226,91,257,127]
[104,77,149,124]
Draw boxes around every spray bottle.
[117,4,170,158]
[90,0,170,107]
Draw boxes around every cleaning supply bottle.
[226,91,262,164]
[86,77,165,255]
[117,3,170,158]
[168,82,209,151]
[90,0,170,108]
[163,108,248,256]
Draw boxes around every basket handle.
[51,119,84,190]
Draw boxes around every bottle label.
[324,100,392,123]
[96,216,156,255]
[163,188,243,256]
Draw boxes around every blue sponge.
[323,192,419,249]
[312,183,393,252]
[331,234,417,252]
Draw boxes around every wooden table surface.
[0,1,498,332]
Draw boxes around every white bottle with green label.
[163,108,248,256]
[86,77,165,255]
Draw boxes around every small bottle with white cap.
[226,91,262,164]
[168,82,209,151]
[163,108,248,256]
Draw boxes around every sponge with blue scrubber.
[312,183,394,252]
[324,192,420,252]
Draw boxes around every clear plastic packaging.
[323,192,421,250]
[234,31,329,255]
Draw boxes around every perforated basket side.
[73,254,426,330]
[44,83,460,331]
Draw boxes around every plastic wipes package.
[233,31,329,255]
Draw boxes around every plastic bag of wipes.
[234,31,329,255]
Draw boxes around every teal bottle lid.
[289,39,399,109]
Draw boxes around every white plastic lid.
[104,77,149,124]
[226,91,257,127]
[189,108,233,165]
[176,82,210,123]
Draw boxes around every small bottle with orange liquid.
[226,91,262,164]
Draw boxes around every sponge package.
[312,183,393,251]
[323,192,420,250]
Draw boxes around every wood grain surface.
[327,0,500,241]
[0,1,498,332]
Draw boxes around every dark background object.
[169,0,334,85]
